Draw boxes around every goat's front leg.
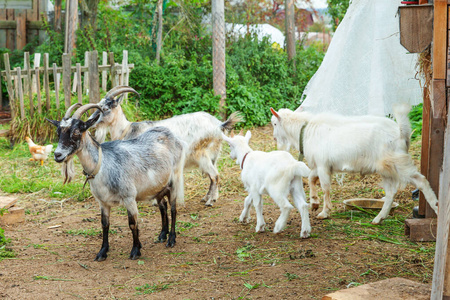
[239,195,252,223]
[317,168,332,220]
[157,197,169,243]
[308,169,320,210]
[127,206,142,260]
[95,206,111,261]
[167,198,177,248]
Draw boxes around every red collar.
[241,152,250,169]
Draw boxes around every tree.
[327,0,350,31]
[79,0,100,32]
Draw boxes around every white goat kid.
[270,104,438,224]
[93,86,243,206]
[222,131,312,238]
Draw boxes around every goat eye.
[72,129,81,137]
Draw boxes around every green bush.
[0,227,15,260]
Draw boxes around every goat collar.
[241,152,250,170]
[82,143,102,189]
[298,124,307,161]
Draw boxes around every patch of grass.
[236,244,254,262]
[135,283,170,294]
[0,227,15,260]
[284,272,300,281]
[33,275,74,281]
[176,221,199,232]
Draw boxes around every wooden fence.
[1,50,134,122]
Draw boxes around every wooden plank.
[35,67,41,114]
[323,277,430,300]
[0,196,17,209]
[109,52,116,87]
[83,51,89,94]
[433,1,447,79]
[15,67,24,120]
[0,20,44,29]
[0,9,6,49]
[31,53,40,94]
[25,52,33,117]
[72,70,77,93]
[62,53,71,109]
[5,9,15,50]
[419,87,431,215]
[102,51,107,91]
[15,9,26,50]
[122,50,128,101]
[76,63,82,104]
[405,218,437,241]
[0,206,25,225]
[431,93,450,299]
[54,0,61,32]
[89,50,99,103]
[398,5,433,53]
[43,53,50,111]
[53,63,60,114]
[3,53,15,119]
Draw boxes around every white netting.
[298,0,422,116]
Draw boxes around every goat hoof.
[316,213,329,220]
[94,254,107,262]
[129,253,141,260]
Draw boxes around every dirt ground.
[0,126,435,299]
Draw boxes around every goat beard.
[61,158,75,185]
[94,126,108,143]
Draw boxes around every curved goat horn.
[64,103,82,118]
[72,104,104,119]
[105,86,139,100]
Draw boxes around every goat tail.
[393,103,412,151]
[294,161,311,178]
[221,111,245,132]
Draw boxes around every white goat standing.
[93,86,243,206]
[222,131,312,238]
[270,104,438,224]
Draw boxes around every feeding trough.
[343,198,399,212]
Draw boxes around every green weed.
[135,283,170,294]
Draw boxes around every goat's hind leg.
[126,202,142,260]
[252,193,266,232]
[291,178,311,238]
[95,205,111,261]
[409,172,438,214]
[272,195,293,234]
[156,193,169,243]
[199,156,219,206]
[309,169,320,211]
[317,168,332,220]
[167,189,178,248]
[372,177,398,224]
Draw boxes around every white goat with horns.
[270,104,438,224]
[222,130,312,238]
[92,86,243,206]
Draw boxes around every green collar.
[298,124,306,161]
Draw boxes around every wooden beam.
[419,87,431,216]
[0,64,135,77]
[0,20,44,30]
[433,1,447,79]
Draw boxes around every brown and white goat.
[92,86,243,206]
[47,103,185,261]
[270,104,438,224]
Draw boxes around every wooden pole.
[76,63,82,104]
[15,67,24,120]
[43,53,50,111]
[53,63,60,115]
[3,53,14,119]
[109,52,116,88]
[155,0,163,65]
[62,53,71,109]
[25,52,33,118]
[212,0,226,116]
[32,53,41,94]
[102,51,107,91]
[83,51,89,95]
[89,51,99,103]
[285,0,296,62]
[54,0,62,32]
[35,67,42,114]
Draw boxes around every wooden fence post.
[25,52,33,118]
[43,53,50,111]
[15,67,24,120]
[76,63,82,104]
[32,53,41,93]
[52,63,60,115]
[35,67,41,114]
[3,53,15,119]
[62,53,71,109]
[102,51,107,91]
[109,52,116,88]
[89,51,100,103]
[83,51,89,94]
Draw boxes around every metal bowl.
[343,198,399,211]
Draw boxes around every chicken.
[25,136,53,166]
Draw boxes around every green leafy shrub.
[409,103,423,140]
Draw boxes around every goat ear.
[270,107,281,120]
[221,133,231,143]
[230,131,235,138]
[245,130,252,142]
[83,110,102,131]
[46,118,60,127]
[238,129,243,136]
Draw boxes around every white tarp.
[226,23,285,48]
[298,0,422,116]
